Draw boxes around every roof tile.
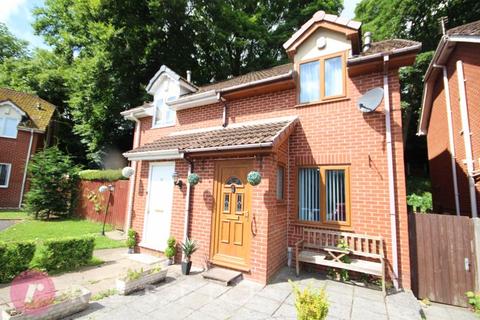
[0,88,56,131]
[448,20,480,36]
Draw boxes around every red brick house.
[122,11,420,288]
[418,20,480,217]
[0,88,55,209]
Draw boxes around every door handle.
[245,210,249,218]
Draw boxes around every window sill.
[292,220,353,231]
[0,134,17,139]
[0,185,9,189]
[295,97,350,109]
[151,123,175,129]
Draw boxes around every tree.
[0,23,28,63]
[25,147,80,220]
[355,0,480,173]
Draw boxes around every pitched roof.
[193,63,293,94]
[358,39,421,56]
[125,116,298,156]
[0,88,56,131]
[448,20,480,36]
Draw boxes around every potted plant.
[180,238,198,275]
[126,229,136,254]
[165,236,176,265]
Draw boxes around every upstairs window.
[297,165,350,227]
[0,163,11,188]
[0,117,19,138]
[153,96,176,128]
[298,52,346,104]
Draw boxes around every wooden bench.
[295,228,385,293]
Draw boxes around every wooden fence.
[76,180,129,230]
[409,213,476,307]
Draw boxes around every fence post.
[473,218,480,292]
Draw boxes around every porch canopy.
[123,116,298,161]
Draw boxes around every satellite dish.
[358,87,384,113]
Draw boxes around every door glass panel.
[223,194,230,212]
[236,194,243,213]
[226,176,242,186]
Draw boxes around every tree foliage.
[25,147,81,220]
[0,23,28,63]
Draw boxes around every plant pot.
[2,287,91,320]
[181,261,192,275]
[116,269,167,295]
[128,247,134,254]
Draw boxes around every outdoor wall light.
[122,166,135,178]
[172,172,183,189]
[98,184,115,235]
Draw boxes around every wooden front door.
[211,161,253,271]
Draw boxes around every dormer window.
[153,96,176,128]
[299,52,346,104]
[0,103,23,139]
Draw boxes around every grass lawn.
[0,217,125,250]
[0,210,30,220]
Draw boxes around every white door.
[142,162,175,251]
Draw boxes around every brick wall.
[427,43,480,216]
[130,69,410,287]
[0,130,42,208]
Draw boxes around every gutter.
[348,43,421,65]
[18,128,34,208]
[456,60,478,218]
[183,142,274,154]
[218,71,293,93]
[433,64,461,216]
[383,55,399,289]
[123,149,184,161]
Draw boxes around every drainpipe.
[433,64,461,216]
[182,158,193,258]
[383,55,399,289]
[456,60,478,218]
[124,118,141,232]
[221,95,228,127]
[18,129,34,208]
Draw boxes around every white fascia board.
[121,106,154,121]
[184,142,273,153]
[348,43,422,65]
[167,90,220,111]
[123,149,184,161]
[18,126,44,134]
[218,71,293,93]
[0,100,26,116]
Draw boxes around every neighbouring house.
[121,11,420,288]
[418,20,480,217]
[0,88,56,209]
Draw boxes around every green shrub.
[290,280,329,320]
[126,229,136,248]
[79,169,127,181]
[466,291,480,314]
[0,241,36,283]
[37,236,95,272]
[407,192,432,213]
[165,236,176,259]
[25,147,81,220]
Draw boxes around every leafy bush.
[126,229,136,248]
[466,291,480,314]
[406,176,433,213]
[0,241,36,283]
[79,169,127,181]
[37,236,95,272]
[165,236,176,259]
[290,280,329,320]
[25,147,81,220]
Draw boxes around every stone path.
[421,302,477,320]
[65,267,427,320]
[0,220,14,232]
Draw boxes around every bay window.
[298,52,346,104]
[297,166,351,227]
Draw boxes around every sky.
[1,0,361,50]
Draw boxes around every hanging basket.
[187,173,200,186]
[247,171,262,186]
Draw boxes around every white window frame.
[0,163,12,188]
[0,116,20,139]
[152,96,176,129]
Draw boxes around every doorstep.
[202,267,243,286]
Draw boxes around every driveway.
[66,267,427,320]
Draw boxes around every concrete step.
[202,267,243,286]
